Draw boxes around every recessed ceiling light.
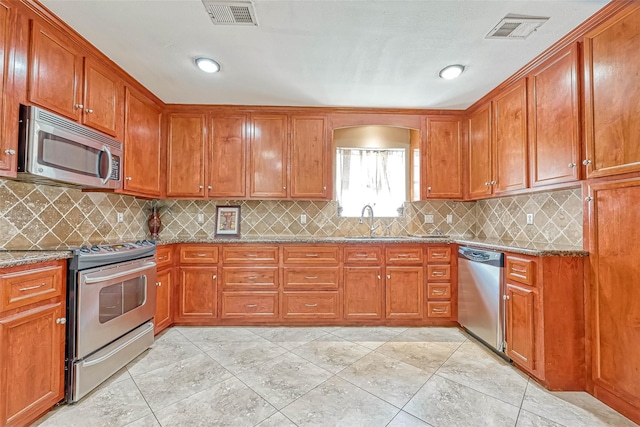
[439,64,465,80]
[195,57,221,73]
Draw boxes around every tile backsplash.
[0,178,583,249]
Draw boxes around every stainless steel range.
[65,240,157,403]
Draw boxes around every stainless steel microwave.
[17,105,122,189]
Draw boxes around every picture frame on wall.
[215,205,241,238]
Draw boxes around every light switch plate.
[197,213,205,224]
[526,213,534,225]
[116,212,124,223]
[300,214,307,225]
[424,214,434,224]
[446,214,453,224]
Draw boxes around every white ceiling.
[41,0,609,109]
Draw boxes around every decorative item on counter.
[147,201,170,240]
[215,205,241,238]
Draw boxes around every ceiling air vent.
[486,15,549,40]
[202,1,258,26]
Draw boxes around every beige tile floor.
[34,326,638,427]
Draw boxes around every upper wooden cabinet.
[209,115,247,198]
[123,87,162,197]
[290,115,329,199]
[528,44,581,187]
[584,4,640,178]
[467,103,493,199]
[166,113,207,198]
[249,114,288,198]
[28,21,123,139]
[424,116,463,199]
[493,79,528,194]
[0,1,16,178]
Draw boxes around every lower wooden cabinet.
[385,266,424,320]
[177,266,217,321]
[343,266,383,320]
[505,282,536,371]
[154,268,173,334]
[0,260,66,427]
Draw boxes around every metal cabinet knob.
[74,103,84,109]
[156,282,161,287]
[484,182,490,186]
[85,108,94,114]
[387,274,391,279]
[427,186,432,191]
[323,186,327,190]
[490,180,496,185]
[583,159,592,166]
[283,186,287,190]
[212,275,217,280]
[4,149,15,155]
[199,185,204,189]
[568,163,576,168]
[56,318,66,324]
[503,295,510,300]
[585,196,594,202]
[377,275,381,280]
[208,185,212,190]
[125,177,132,181]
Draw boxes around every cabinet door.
[493,79,528,194]
[529,44,580,187]
[588,178,640,410]
[28,21,82,120]
[584,5,640,178]
[82,57,123,138]
[505,283,535,371]
[425,116,462,199]
[343,266,383,320]
[290,115,329,199]
[467,103,492,199]
[0,2,16,178]
[123,87,162,197]
[154,268,172,334]
[166,113,207,198]
[177,267,217,320]
[209,115,246,198]
[0,302,65,427]
[385,266,424,320]
[249,115,288,198]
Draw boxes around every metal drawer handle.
[158,255,169,261]
[18,282,47,291]
[511,268,527,274]
[355,253,368,257]
[247,276,258,280]
[432,271,446,276]
[305,253,319,257]
[397,254,409,257]
[432,308,447,313]
[4,149,16,155]
[195,253,207,257]
[432,254,446,258]
[432,290,445,294]
[304,276,318,280]
[304,303,318,307]
[245,254,258,257]
[246,304,257,308]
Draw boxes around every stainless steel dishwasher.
[458,247,506,355]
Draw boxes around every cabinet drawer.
[427,283,451,299]
[180,245,218,264]
[282,292,340,319]
[386,246,424,265]
[221,267,278,290]
[506,257,535,286]
[220,292,278,319]
[427,265,451,281]
[427,301,452,318]
[1,261,65,312]
[427,247,451,263]
[155,246,174,269]
[343,245,383,264]
[221,246,278,265]
[283,267,339,290]
[282,246,339,265]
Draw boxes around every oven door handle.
[84,263,156,284]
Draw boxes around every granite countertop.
[156,235,588,257]
[0,250,73,269]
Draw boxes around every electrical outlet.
[526,213,534,225]
[446,214,453,224]
[424,214,434,224]
[197,213,205,224]
[300,214,307,225]
[116,212,124,223]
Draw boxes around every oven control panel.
[78,240,155,255]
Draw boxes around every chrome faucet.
[359,204,379,237]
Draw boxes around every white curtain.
[336,148,406,217]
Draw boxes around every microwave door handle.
[83,263,156,284]
[100,145,113,184]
